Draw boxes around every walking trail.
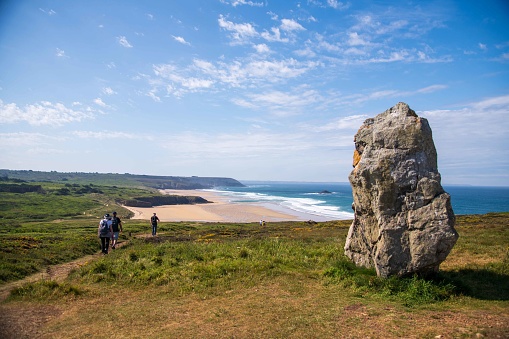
[0,235,151,302]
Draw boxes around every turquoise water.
[204,182,509,221]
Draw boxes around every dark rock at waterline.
[122,195,210,207]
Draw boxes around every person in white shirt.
[98,214,113,254]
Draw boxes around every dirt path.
[0,237,135,303]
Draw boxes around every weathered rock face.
[344,102,458,278]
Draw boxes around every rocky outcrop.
[122,195,210,207]
[344,102,458,277]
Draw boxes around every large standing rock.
[344,102,458,277]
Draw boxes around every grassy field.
[0,212,508,338]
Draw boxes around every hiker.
[150,212,160,236]
[98,214,113,254]
[110,211,123,249]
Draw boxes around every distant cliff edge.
[0,169,245,190]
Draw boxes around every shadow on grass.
[439,268,509,301]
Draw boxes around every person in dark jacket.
[150,212,160,236]
[110,211,123,249]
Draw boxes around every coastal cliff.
[0,170,245,190]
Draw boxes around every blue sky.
[0,0,508,186]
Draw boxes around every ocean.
[204,182,509,221]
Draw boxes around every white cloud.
[280,19,305,32]
[479,43,487,50]
[172,35,191,45]
[327,0,349,10]
[147,89,161,102]
[39,8,56,15]
[27,147,71,155]
[233,88,322,116]
[261,27,289,43]
[335,10,448,63]
[416,84,448,93]
[220,0,265,7]
[347,32,370,46]
[150,57,319,97]
[55,48,67,58]
[267,11,278,21]
[218,15,258,44]
[340,84,448,105]
[316,35,341,52]
[0,100,94,126]
[334,48,453,65]
[419,94,509,185]
[230,98,258,109]
[0,132,56,147]
[253,43,270,53]
[294,47,316,58]
[310,115,368,132]
[242,59,316,80]
[93,98,109,108]
[72,130,154,140]
[153,126,355,182]
[161,131,314,159]
[375,20,408,35]
[153,64,215,91]
[102,87,116,95]
[470,94,509,110]
[117,36,133,48]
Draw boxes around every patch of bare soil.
[0,304,62,339]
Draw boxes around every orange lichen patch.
[353,149,361,167]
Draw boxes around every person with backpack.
[98,213,113,254]
[150,212,160,236]
[110,211,123,249]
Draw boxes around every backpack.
[111,217,119,232]
[99,219,110,236]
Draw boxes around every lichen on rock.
[344,102,458,277]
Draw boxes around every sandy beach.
[123,189,304,223]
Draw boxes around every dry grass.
[2,280,508,338]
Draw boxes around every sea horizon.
[240,179,509,188]
[203,181,509,221]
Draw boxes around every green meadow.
[0,178,508,338]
